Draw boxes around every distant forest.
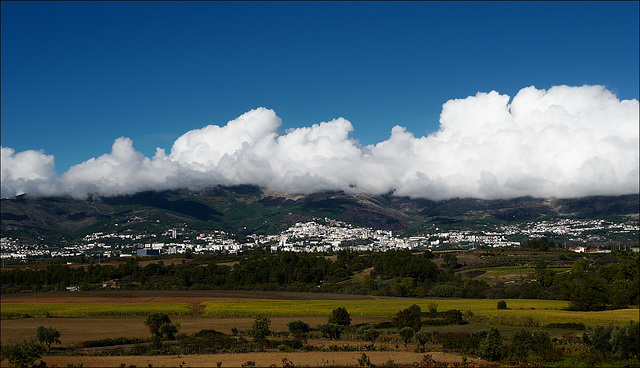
[2,243,638,312]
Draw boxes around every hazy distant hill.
[1,185,638,242]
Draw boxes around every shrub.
[395,304,422,331]
[415,331,432,346]
[248,317,271,342]
[497,300,507,310]
[144,313,172,337]
[427,302,438,316]
[158,322,180,340]
[356,353,372,368]
[479,327,503,361]
[329,307,351,326]
[287,320,311,341]
[433,332,484,354]
[357,325,380,347]
[317,323,342,340]
[398,327,414,344]
[78,337,146,348]
[375,321,394,329]
[510,329,532,359]
[443,309,464,325]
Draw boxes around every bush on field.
[287,320,311,341]
[78,337,147,348]
[374,321,394,329]
[144,313,171,337]
[317,323,343,340]
[179,330,237,352]
[479,327,503,361]
[249,317,271,343]
[415,331,432,346]
[398,326,414,344]
[329,307,351,326]
[357,325,381,347]
[510,329,552,360]
[394,304,422,331]
[433,331,488,355]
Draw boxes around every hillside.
[1,185,638,243]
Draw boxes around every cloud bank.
[2,85,638,200]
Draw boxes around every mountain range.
[1,185,638,243]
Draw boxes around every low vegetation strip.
[476,308,640,326]
[476,265,571,274]
[1,302,192,317]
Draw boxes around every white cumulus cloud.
[1,147,60,197]
[1,85,638,200]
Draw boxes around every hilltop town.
[2,215,637,261]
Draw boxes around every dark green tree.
[569,277,608,311]
[584,321,639,359]
[427,302,438,316]
[0,339,46,368]
[398,326,414,344]
[610,321,639,359]
[510,329,532,360]
[249,317,271,342]
[35,326,61,350]
[395,304,422,331]
[158,321,180,340]
[479,327,503,361]
[530,330,551,352]
[317,323,343,340]
[287,320,311,341]
[144,313,173,337]
[329,307,351,326]
[415,331,432,346]
[357,325,380,347]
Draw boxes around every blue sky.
[1,2,638,200]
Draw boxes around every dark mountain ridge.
[1,186,638,243]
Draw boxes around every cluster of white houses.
[2,216,638,260]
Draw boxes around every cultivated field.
[13,351,484,368]
[1,316,388,346]
[2,290,638,367]
[3,290,637,325]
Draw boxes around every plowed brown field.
[14,351,486,367]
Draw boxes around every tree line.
[2,249,637,311]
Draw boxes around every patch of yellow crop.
[202,299,569,317]
[1,302,192,317]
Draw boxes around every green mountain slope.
[1,186,638,243]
